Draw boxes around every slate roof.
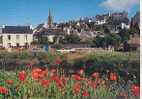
[34,28,63,36]
[2,26,33,34]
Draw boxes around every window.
[25,35,28,40]
[16,35,20,40]
[8,35,11,40]
[16,43,19,47]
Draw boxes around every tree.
[59,34,81,44]
[103,25,110,34]
[92,33,121,49]
[105,33,121,49]
[91,36,105,48]
[118,29,130,43]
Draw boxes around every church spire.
[48,9,53,28]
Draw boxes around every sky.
[0,0,140,27]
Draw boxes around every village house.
[0,25,33,48]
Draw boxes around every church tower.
[43,9,53,29]
[48,9,53,28]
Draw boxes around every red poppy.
[56,79,64,89]
[82,91,89,97]
[18,71,26,81]
[131,84,140,96]
[50,75,59,81]
[73,83,81,94]
[32,68,47,80]
[6,79,13,85]
[0,87,8,95]
[50,68,57,76]
[109,72,117,81]
[50,75,65,89]
[55,58,62,65]
[91,72,99,79]
[72,75,82,81]
[51,68,57,73]
[40,79,50,87]
[77,69,84,75]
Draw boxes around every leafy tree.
[91,36,105,48]
[59,34,81,44]
[118,29,130,43]
[105,33,121,49]
[103,25,110,34]
[130,24,140,35]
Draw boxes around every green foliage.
[52,44,63,49]
[0,68,139,99]
[118,29,130,42]
[86,51,140,83]
[105,33,121,47]
[92,36,105,48]
[0,51,140,98]
[60,34,81,44]
[92,33,121,49]
[38,36,49,44]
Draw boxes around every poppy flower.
[6,79,13,85]
[40,79,50,87]
[72,75,82,81]
[109,72,117,81]
[131,84,140,96]
[51,68,57,73]
[32,68,47,80]
[50,75,59,81]
[77,69,84,75]
[18,71,26,81]
[91,72,99,79]
[55,58,62,65]
[73,83,81,94]
[0,87,8,95]
[82,91,89,97]
[56,79,64,89]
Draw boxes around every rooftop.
[2,26,33,34]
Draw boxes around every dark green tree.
[118,29,130,43]
[91,36,105,48]
[105,33,121,49]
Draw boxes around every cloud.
[100,0,139,11]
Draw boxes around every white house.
[121,23,130,29]
[96,19,107,25]
[1,26,33,48]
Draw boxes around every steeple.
[48,9,53,28]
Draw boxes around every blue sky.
[0,0,139,27]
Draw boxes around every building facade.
[1,26,33,48]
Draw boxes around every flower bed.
[0,51,140,99]
[0,67,140,99]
